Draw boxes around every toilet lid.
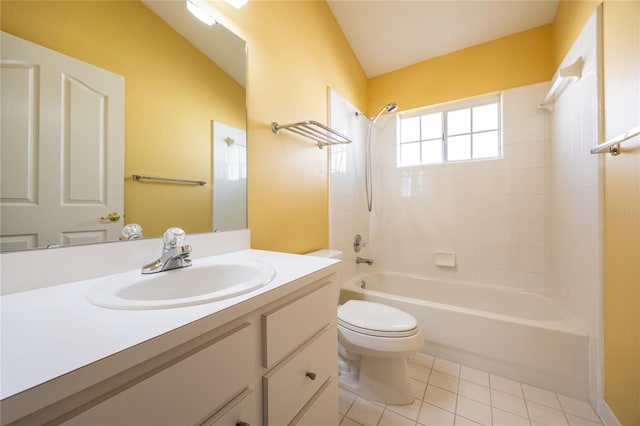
[338,300,418,337]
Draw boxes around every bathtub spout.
[356,257,374,265]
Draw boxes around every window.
[398,95,502,166]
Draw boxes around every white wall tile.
[361,83,551,289]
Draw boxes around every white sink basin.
[87,260,276,309]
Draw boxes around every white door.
[1,32,124,251]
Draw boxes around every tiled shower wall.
[328,89,370,281]
[548,10,602,406]
[367,82,552,293]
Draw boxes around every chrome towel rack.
[539,57,583,112]
[132,174,206,185]
[591,125,640,156]
[272,120,352,149]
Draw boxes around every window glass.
[421,139,443,164]
[473,103,498,132]
[447,108,471,136]
[473,131,499,159]
[420,112,442,140]
[400,142,421,166]
[448,135,471,161]
[398,96,501,166]
[400,116,420,143]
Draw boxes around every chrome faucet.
[142,227,192,274]
[356,257,374,265]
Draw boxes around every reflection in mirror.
[0,0,247,252]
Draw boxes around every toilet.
[304,249,423,405]
[337,300,424,405]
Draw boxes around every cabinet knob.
[236,422,249,426]
[305,371,317,380]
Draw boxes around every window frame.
[397,93,502,167]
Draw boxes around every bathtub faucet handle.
[354,234,367,253]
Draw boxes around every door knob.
[100,212,121,223]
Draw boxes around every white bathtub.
[339,272,589,398]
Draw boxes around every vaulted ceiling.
[327,0,559,78]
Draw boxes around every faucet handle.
[163,227,186,248]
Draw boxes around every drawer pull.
[236,422,250,426]
[305,371,317,380]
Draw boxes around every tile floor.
[339,353,603,426]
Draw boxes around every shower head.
[385,102,399,113]
[356,102,399,123]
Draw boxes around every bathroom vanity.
[0,233,339,425]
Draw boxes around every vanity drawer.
[65,323,256,426]
[291,377,339,426]
[263,325,337,426]
[201,387,259,426]
[262,280,335,367]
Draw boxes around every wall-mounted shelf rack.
[591,125,640,156]
[539,56,583,112]
[272,120,352,149]
[132,174,206,185]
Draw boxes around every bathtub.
[339,272,589,399]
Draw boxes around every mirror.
[0,0,247,252]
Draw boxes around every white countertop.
[0,249,338,400]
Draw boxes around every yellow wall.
[602,2,640,424]
[367,24,553,115]
[552,0,601,68]
[212,0,367,253]
[552,1,640,423]
[1,0,246,237]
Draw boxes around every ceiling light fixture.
[224,0,248,9]
[186,0,217,25]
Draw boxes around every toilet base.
[338,353,415,405]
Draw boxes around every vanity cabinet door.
[64,323,256,426]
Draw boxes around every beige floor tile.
[558,395,601,423]
[491,389,528,418]
[434,358,461,377]
[386,398,422,421]
[379,409,416,426]
[455,415,485,425]
[418,402,455,426]
[492,407,530,426]
[340,416,365,426]
[339,387,358,415]
[489,375,523,398]
[410,352,435,368]
[346,397,385,426]
[460,366,490,388]
[429,370,460,393]
[458,380,491,405]
[424,384,457,412]
[566,413,603,426]
[522,384,561,410]
[456,396,492,426]
[408,362,432,383]
[411,378,428,401]
[527,400,569,426]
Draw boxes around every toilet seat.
[338,300,419,338]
